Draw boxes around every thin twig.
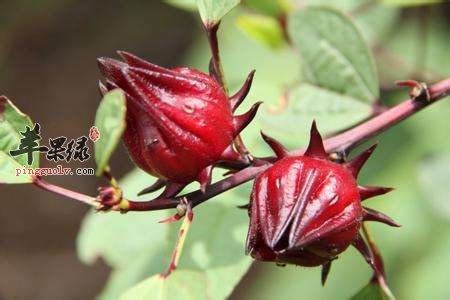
[204,22,251,157]
[362,224,395,298]
[31,78,450,212]
[123,78,450,212]
[319,78,450,153]
[161,200,193,278]
[33,176,100,208]
[205,23,225,88]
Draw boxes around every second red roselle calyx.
[97,51,260,197]
[246,122,400,284]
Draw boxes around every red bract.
[98,51,260,197]
[246,122,399,284]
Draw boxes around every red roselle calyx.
[246,122,399,284]
[97,51,260,197]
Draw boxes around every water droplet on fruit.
[183,103,195,114]
[146,138,159,148]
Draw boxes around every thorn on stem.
[396,80,430,102]
[161,198,193,278]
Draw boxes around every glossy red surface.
[98,52,237,184]
[246,153,362,267]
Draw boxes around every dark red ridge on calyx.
[246,121,398,283]
[97,52,261,198]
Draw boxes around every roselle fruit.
[98,51,259,197]
[245,122,399,284]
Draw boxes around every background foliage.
[0,0,449,299]
[78,0,450,299]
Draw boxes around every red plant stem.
[33,176,100,208]
[362,224,386,281]
[126,164,271,211]
[205,23,225,87]
[124,78,450,212]
[127,197,179,211]
[30,78,450,212]
[204,22,250,157]
[362,224,394,297]
[317,78,450,154]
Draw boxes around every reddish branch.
[204,22,251,157]
[205,23,224,87]
[320,79,449,153]
[33,176,100,208]
[121,77,450,212]
[361,223,394,297]
[33,77,450,212]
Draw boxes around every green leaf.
[351,282,395,300]
[243,0,280,16]
[288,7,379,103]
[377,9,450,85]
[77,169,161,267]
[0,152,33,183]
[120,271,207,300]
[77,170,252,299]
[196,0,241,25]
[418,154,450,219]
[94,89,126,176]
[236,14,285,49]
[288,1,400,47]
[97,254,162,300]
[165,0,197,11]
[243,0,294,16]
[0,96,37,183]
[381,0,443,6]
[258,7,379,145]
[260,83,373,143]
[348,0,399,46]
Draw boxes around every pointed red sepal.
[352,233,376,270]
[232,101,262,134]
[363,207,401,227]
[98,56,194,97]
[218,157,250,172]
[98,57,127,74]
[304,121,328,159]
[137,179,168,196]
[158,213,182,224]
[261,131,289,159]
[98,81,108,96]
[220,145,242,162]
[158,182,186,199]
[359,186,394,201]
[344,144,377,178]
[321,261,332,286]
[230,70,255,112]
[98,57,129,85]
[104,80,118,91]
[128,65,200,90]
[198,165,213,193]
[117,51,173,75]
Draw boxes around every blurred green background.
[1,0,450,299]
